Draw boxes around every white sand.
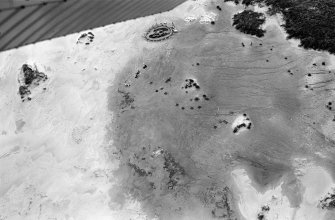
[253,4,301,49]
[329,55,335,70]
[0,0,230,218]
[321,119,335,143]
[232,168,294,220]
[294,166,334,220]
[199,12,218,24]
[180,1,217,24]
[173,0,214,23]
[232,163,335,220]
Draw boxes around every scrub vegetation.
[228,0,335,54]
[232,10,266,37]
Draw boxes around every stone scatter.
[76,32,94,45]
[183,78,201,90]
[257,205,270,220]
[231,114,252,134]
[18,64,48,102]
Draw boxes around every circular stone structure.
[145,23,177,42]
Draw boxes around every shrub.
[232,0,335,54]
[232,10,266,37]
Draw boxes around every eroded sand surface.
[1,0,335,220]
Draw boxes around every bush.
[281,0,335,54]
[232,10,266,37]
[232,0,335,54]
[242,0,262,6]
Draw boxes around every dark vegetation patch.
[128,162,149,177]
[165,77,171,83]
[241,0,259,6]
[18,64,48,101]
[319,189,335,209]
[183,78,201,90]
[232,10,266,37]
[19,86,30,98]
[282,0,335,54]
[117,89,134,110]
[162,151,185,190]
[257,213,265,220]
[135,70,141,79]
[227,0,335,54]
[199,185,236,219]
[326,102,332,111]
[261,205,270,212]
[257,204,270,219]
[225,0,262,6]
[233,123,245,133]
